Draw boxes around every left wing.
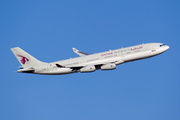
[65,57,124,68]
[72,48,90,57]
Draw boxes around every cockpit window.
[160,44,166,47]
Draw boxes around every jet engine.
[80,65,96,72]
[101,63,116,70]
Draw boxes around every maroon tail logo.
[17,54,29,64]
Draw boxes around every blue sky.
[0,0,180,120]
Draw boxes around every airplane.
[11,43,169,75]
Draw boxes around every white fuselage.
[31,43,169,75]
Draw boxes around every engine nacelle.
[101,63,116,70]
[80,65,96,72]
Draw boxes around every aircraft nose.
[166,45,170,50]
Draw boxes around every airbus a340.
[11,43,169,75]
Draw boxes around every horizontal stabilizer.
[56,64,65,68]
[17,67,35,73]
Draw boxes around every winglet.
[72,48,90,57]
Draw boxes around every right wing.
[72,48,90,57]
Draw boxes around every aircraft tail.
[11,47,47,68]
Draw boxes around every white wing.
[65,57,124,68]
[72,48,90,57]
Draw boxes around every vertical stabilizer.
[11,47,47,68]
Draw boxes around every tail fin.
[11,47,47,68]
